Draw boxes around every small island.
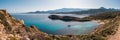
[48,15,91,22]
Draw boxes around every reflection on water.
[11,13,99,35]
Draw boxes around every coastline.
[0,9,120,40]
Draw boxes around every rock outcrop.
[48,15,91,22]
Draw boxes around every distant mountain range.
[28,8,84,13]
[28,7,119,14]
[54,7,119,14]
[47,8,84,12]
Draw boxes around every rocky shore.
[0,9,120,40]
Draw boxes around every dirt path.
[107,25,120,40]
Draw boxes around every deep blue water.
[11,14,99,35]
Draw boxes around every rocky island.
[48,15,91,22]
[0,9,120,40]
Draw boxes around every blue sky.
[0,0,120,13]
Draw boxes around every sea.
[11,13,99,35]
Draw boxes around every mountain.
[29,11,48,13]
[0,9,51,40]
[29,7,119,14]
[47,8,83,12]
[28,8,84,13]
[54,7,119,14]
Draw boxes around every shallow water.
[11,13,99,35]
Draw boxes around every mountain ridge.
[54,7,118,14]
[28,8,84,13]
[28,7,119,15]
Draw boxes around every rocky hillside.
[0,10,52,40]
[0,9,120,40]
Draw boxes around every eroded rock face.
[0,9,51,40]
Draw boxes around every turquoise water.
[11,14,99,35]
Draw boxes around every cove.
[11,13,99,35]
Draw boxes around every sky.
[0,0,120,13]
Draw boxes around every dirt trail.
[107,25,120,40]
